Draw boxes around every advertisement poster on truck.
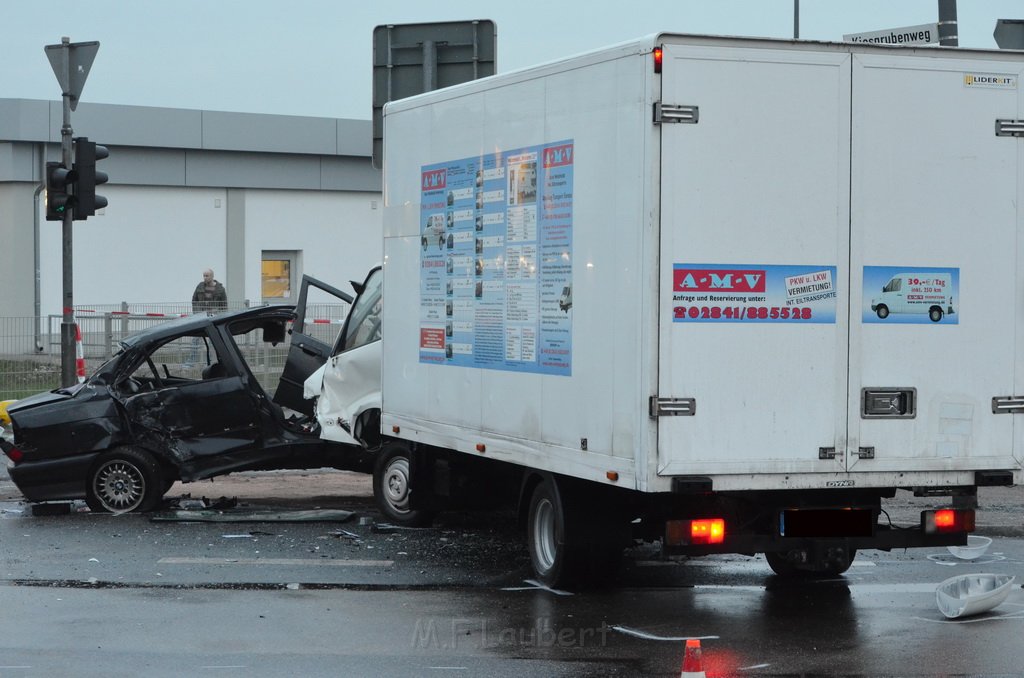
[671,264,838,323]
[863,266,959,324]
[418,140,574,375]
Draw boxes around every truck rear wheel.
[527,478,580,588]
[526,477,624,588]
[765,547,857,577]
[372,444,434,527]
[929,307,943,322]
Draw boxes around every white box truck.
[308,34,1023,586]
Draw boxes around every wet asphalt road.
[1,470,1023,677]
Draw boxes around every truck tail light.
[923,508,975,534]
[653,47,663,73]
[665,518,725,546]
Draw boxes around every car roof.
[120,304,295,347]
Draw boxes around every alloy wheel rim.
[95,461,145,511]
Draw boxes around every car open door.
[274,275,353,416]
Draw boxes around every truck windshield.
[337,269,383,354]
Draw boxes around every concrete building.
[0,98,382,320]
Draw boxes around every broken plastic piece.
[946,535,992,560]
[935,573,1016,619]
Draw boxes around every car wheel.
[875,305,889,319]
[86,447,165,513]
[372,445,434,527]
[929,307,943,322]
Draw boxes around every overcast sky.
[1,0,1020,120]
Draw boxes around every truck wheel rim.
[94,461,145,512]
[383,457,411,514]
[533,497,557,572]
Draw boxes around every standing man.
[192,268,228,314]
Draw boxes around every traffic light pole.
[58,37,76,388]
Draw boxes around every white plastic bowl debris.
[946,535,993,560]
[935,573,1016,619]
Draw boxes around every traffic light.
[72,137,109,220]
[45,161,73,221]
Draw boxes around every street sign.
[372,20,496,168]
[843,23,939,46]
[45,39,99,111]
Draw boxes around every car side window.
[117,331,225,395]
[338,270,383,354]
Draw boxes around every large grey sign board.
[994,19,1024,49]
[45,40,100,111]
[372,20,496,168]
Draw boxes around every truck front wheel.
[372,445,434,527]
[875,305,889,319]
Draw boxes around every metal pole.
[794,0,800,39]
[938,0,958,46]
[422,40,437,92]
[33,143,44,352]
[59,36,76,387]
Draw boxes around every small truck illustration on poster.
[865,267,958,324]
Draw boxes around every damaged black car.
[0,276,366,512]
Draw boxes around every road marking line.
[157,557,393,567]
[738,664,771,671]
[912,610,1024,624]
[636,559,875,569]
[500,580,573,596]
[611,626,719,642]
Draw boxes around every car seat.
[202,362,227,379]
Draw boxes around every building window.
[262,251,298,301]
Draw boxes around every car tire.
[372,445,434,527]
[86,447,165,513]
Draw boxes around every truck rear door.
[656,44,853,476]
[848,53,1024,473]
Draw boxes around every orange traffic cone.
[74,324,86,383]
[680,638,706,678]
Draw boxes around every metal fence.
[0,301,348,401]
